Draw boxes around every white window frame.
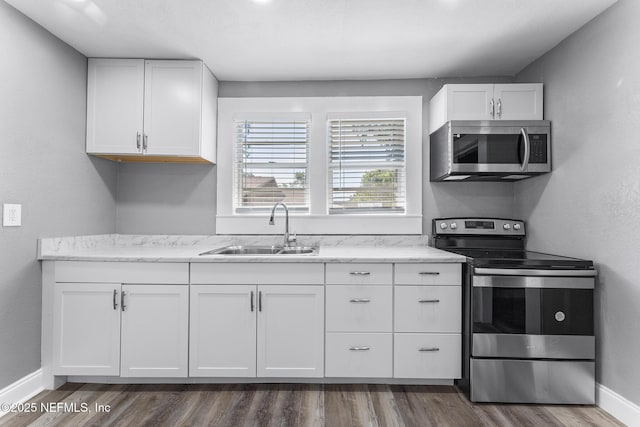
[217,96,422,235]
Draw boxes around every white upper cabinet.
[86,58,218,163]
[429,83,543,133]
[86,59,144,155]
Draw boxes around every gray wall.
[116,77,517,235]
[0,2,117,389]
[515,0,640,405]
[116,163,216,234]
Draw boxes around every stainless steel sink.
[199,245,318,256]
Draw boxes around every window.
[217,97,422,235]
[328,118,405,214]
[234,119,309,214]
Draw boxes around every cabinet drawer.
[326,263,392,285]
[394,333,461,379]
[54,261,189,284]
[326,286,392,332]
[394,263,461,285]
[190,263,324,285]
[394,286,461,333]
[326,333,392,378]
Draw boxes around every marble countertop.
[38,234,465,263]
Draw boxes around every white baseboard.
[597,383,640,427]
[0,369,45,418]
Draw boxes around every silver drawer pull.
[350,298,371,303]
[350,271,371,276]
[419,299,440,303]
[419,347,440,352]
[419,271,440,276]
[349,346,371,351]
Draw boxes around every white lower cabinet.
[189,285,257,377]
[257,285,325,377]
[325,333,392,378]
[53,282,189,377]
[393,263,462,380]
[394,286,461,333]
[325,285,392,333]
[120,285,189,377]
[189,281,324,378]
[53,283,121,376]
[394,333,461,379]
[48,260,463,383]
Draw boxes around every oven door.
[471,272,595,359]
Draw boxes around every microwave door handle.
[520,127,531,171]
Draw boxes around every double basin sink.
[200,245,318,256]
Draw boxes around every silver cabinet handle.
[250,291,254,312]
[349,271,371,276]
[490,98,495,117]
[419,347,440,352]
[113,289,118,310]
[519,127,531,171]
[349,298,371,303]
[121,291,126,312]
[136,132,141,151]
[143,134,148,152]
[419,299,440,303]
[349,346,371,351]
[419,271,440,276]
[497,98,502,118]
[258,291,262,312]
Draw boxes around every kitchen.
[0,0,638,425]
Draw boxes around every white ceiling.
[6,0,617,81]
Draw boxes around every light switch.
[3,204,22,227]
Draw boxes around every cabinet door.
[143,60,202,156]
[52,283,121,376]
[189,285,257,377]
[257,285,324,378]
[494,83,543,120]
[447,84,494,121]
[120,285,189,377]
[86,59,144,154]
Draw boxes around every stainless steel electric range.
[432,217,597,404]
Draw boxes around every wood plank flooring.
[0,383,624,427]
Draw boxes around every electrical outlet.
[3,204,22,227]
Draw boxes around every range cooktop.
[432,217,594,270]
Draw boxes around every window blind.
[328,118,406,214]
[234,120,309,213]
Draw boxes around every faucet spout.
[269,202,295,247]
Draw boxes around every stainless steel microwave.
[429,120,551,181]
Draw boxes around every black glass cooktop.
[444,248,594,270]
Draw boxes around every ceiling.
[6,0,617,81]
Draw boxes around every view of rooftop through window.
[234,120,309,213]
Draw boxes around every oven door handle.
[474,267,597,277]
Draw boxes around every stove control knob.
[450,222,458,230]
[439,222,447,230]
[503,223,511,230]
[513,223,522,231]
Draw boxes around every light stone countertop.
[37,234,465,263]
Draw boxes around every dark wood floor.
[0,383,623,427]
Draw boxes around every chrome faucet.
[269,202,296,247]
